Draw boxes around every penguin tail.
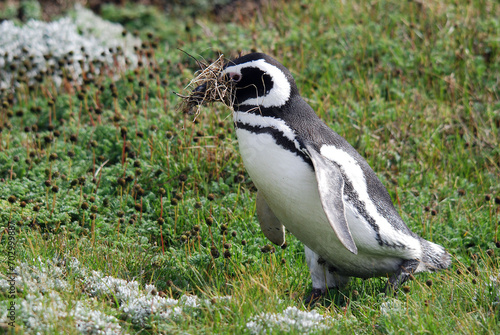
[419,240,451,272]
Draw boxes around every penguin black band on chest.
[234,120,311,165]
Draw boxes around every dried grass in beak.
[177,54,234,115]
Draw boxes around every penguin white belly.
[236,128,414,277]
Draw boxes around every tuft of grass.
[0,0,500,333]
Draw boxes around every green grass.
[1,0,500,333]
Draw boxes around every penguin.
[192,52,450,301]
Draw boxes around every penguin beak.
[189,83,207,106]
[194,83,207,93]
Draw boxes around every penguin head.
[221,53,299,109]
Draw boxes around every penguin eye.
[229,73,241,82]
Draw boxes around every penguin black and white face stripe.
[193,52,450,298]
[222,53,298,108]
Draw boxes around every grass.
[1,0,500,333]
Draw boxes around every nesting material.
[177,54,234,115]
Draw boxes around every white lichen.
[0,255,233,332]
[380,298,404,315]
[71,301,123,335]
[0,4,140,90]
[246,306,334,334]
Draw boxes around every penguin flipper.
[256,190,286,246]
[305,143,358,254]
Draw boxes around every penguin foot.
[385,259,420,295]
[304,288,325,305]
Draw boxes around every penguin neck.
[232,102,312,167]
[233,94,314,122]
[233,103,285,118]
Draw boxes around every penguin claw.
[385,259,420,295]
